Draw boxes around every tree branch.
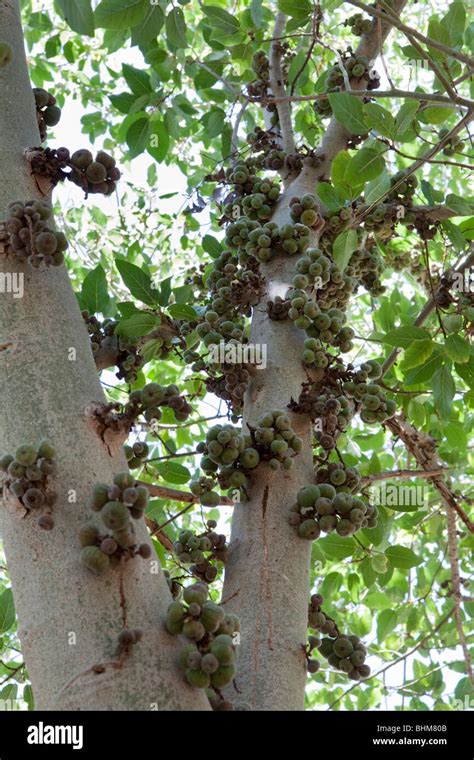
[446,505,474,686]
[268,13,296,159]
[346,0,474,68]
[138,481,234,506]
[261,89,473,108]
[360,467,450,485]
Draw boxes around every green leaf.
[202,234,223,258]
[156,461,191,485]
[115,259,157,306]
[445,193,473,216]
[166,7,188,49]
[316,183,343,212]
[318,533,356,559]
[148,121,169,163]
[131,5,165,45]
[345,148,385,184]
[418,106,454,125]
[57,0,94,35]
[202,6,240,34]
[95,0,147,29]
[141,338,164,363]
[277,0,312,20]
[441,2,466,46]
[445,333,470,364]
[383,326,431,347]
[332,229,359,272]
[81,265,109,314]
[122,64,152,96]
[385,545,422,569]
[377,609,398,642]
[395,100,419,139]
[168,304,198,321]
[126,116,150,158]
[110,92,137,115]
[363,103,396,139]
[251,0,264,28]
[115,312,160,338]
[405,349,443,385]
[364,170,391,205]
[400,338,433,370]
[201,108,226,138]
[0,589,15,632]
[327,92,367,135]
[433,365,455,418]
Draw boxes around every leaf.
[318,533,356,559]
[110,93,137,114]
[126,116,150,158]
[202,234,222,258]
[364,170,391,205]
[277,0,312,19]
[385,545,422,569]
[251,0,264,28]
[201,108,226,139]
[405,349,443,385]
[445,333,470,364]
[445,193,473,216]
[147,121,169,163]
[0,589,15,633]
[383,326,431,347]
[141,338,164,362]
[316,183,343,211]
[168,304,197,321]
[115,312,159,338]
[345,148,385,184]
[327,93,367,135]
[332,229,359,272]
[122,64,152,96]
[400,338,434,370]
[115,259,157,306]
[156,462,191,485]
[377,609,398,642]
[363,103,396,139]
[81,265,109,314]
[418,106,454,125]
[433,365,455,418]
[95,0,148,29]
[57,0,94,35]
[395,100,419,139]
[441,1,466,46]
[131,5,164,45]
[202,6,240,34]
[166,7,187,49]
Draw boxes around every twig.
[138,481,234,506]
[269,13,296,156]
[446,506,474,686]
[361,467,450,485]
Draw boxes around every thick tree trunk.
[0,0,209,711]
[222,168,319,711]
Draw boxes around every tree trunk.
[0,0,209,711]
[222,168,320,711]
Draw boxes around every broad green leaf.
[400,338,433,370]
[445,193,473,216]
[110,92,136,115]
[383,326,431,347]
[433,365,455,418]
[277,0,312,20]
[0,589,15,632]
[202,235,223,258]
[405,350,443,385]
[441,2,466,46]
[395,100,419,139]
[418,106,454,125]
[328,92,367,135]
[95,0,147,29]
[316,182,344,211]
[377,609,398,642]
[318,533,356,559]
[385,545,422,569]
[156,462,191,485]
[122,64,152,96]
[332,229,359,272]
[168,304,198,321]
[148,121,169,163]
[364,170,391,205]
[131,5,165,45]
[57,0,94,35]
[345,148,385,184]
[115,312,159,338]
[126,116,150,158]
[201,108,226,138]
[445,333,470,364]
[115,259,157,306]
[202,6,240,34]
[81,265,109,314]
[166,7,188,49]
[364,103,396,139]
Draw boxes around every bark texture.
[0,0,209,711]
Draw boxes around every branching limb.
[262,89,473,108]
[269,13,296,157]
[139,481,234,506]
[361,467,450,485]
[446,505,474,686]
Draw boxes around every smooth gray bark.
[0,0,209,711]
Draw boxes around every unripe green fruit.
[200,490,220,507]
[185,668,210,689]
[43,105,61,127]
[15,445,37,466]
[350,649,365,666]
[240,447,260,469]
[101,501,130,531]
[182,620,206,641]
[300,209,318,226]
[80,546,110,575]
[0,42,13,68]
[334,637,354,658]
[297,485,320,509]
[113,472,135,490]
[201,602,225,633]
[210,634,235,665]
[0,454,14,471]
[113,527,136,548]
[201,653,220,674]
[210,664,236,688]
[78,523,99,547]
[91,483,109,511]
[352,63,365,77]
[298,519,320,540]
[183,583,208,606]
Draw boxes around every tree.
[0,0,472,712]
